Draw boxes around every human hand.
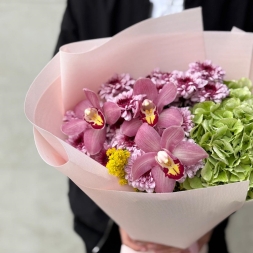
[119,227,190,253]
[119,227,213,253]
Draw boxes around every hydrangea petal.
[133,78,158,101]
[155,83,177,112]
[121,118,142,137]
[83,88,101,109]
[135,123,161,152]
[83,128,106,155]
[61,119,87,135]
[173,141,208,166]
[161,126,185,152]
[103,101,121,125]
[157,108,183,128]
[132,152,157,180]
[151,166,175,193]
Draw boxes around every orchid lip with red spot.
[84,107,105,129]
[155,151,184,180]
[140,99,159,126]
[121,78,179,137]
[62,88,121,155]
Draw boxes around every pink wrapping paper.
[25,8,252,250]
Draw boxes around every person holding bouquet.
[54,0,253,252]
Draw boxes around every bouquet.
[25,8,252,252]
[62,60,253,198]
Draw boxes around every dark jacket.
[54,1,253,252]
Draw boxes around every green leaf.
[230,173,240,182]
[213,170,228,183]
[222,98,240,110]
[230,87,252,101]
[188,177,203,189]
[244,123,253,136]
[182,178,192,190]
[193,101,214,112]
[202,119,212,132]
[249,172,253,187]
[193,113,203,124]
[242,134,251,151]
[201,160,213,181]
[247,190,253,200]
[199,132,212,147]
[226,78,253,92]
[212,126,228,141]
[212,145,228,164]
[223,111,233,118]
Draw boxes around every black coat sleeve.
[185,0,253,32]
[53,0,151,55]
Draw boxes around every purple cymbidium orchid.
[132,123,208,193]
[61,88,121,155]
[121,78,179,137]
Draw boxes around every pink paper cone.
[25,7,253,250]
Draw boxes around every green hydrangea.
[183,78,253,199]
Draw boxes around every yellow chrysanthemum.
[106,148,130,185]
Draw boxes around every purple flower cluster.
[98,73,135,101]
[145,60,229,105]
[147,68,172,91]
[61,60,227,193]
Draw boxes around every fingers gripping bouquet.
[25,8,253,253]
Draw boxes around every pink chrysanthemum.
[169,71,207,100]
[191,82,230,103]
[177,159,204,183]
[63,110,77,122]
[187,60,225,82]
[177,107,194,136]
[62,110,88,154]
[147,68,172,91]
[105,125,118,142]
[131,171,156,193]
[185,159,204,178]
[124,148,143,179]
[125,148,155,193]
[110,130,136,150]
[185,60,229,103]
[113,90,145,121]
[105,117,125,141]
[66,133,90,155]
[98,73,135,101]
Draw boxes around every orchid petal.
[121,118,142,137]
[74,100,92,119]
[133,78,158,101]
[83,88,101,109]
[155,83,177,112]
[103,102,121,125]
[173,142,208,166]
[161,126,185,152]
[135,123,161,152]
[157,108,183,128]
[83,128,106,155]
[132,152,157,180]
[61,119,87,135]
[151,166,176,193]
